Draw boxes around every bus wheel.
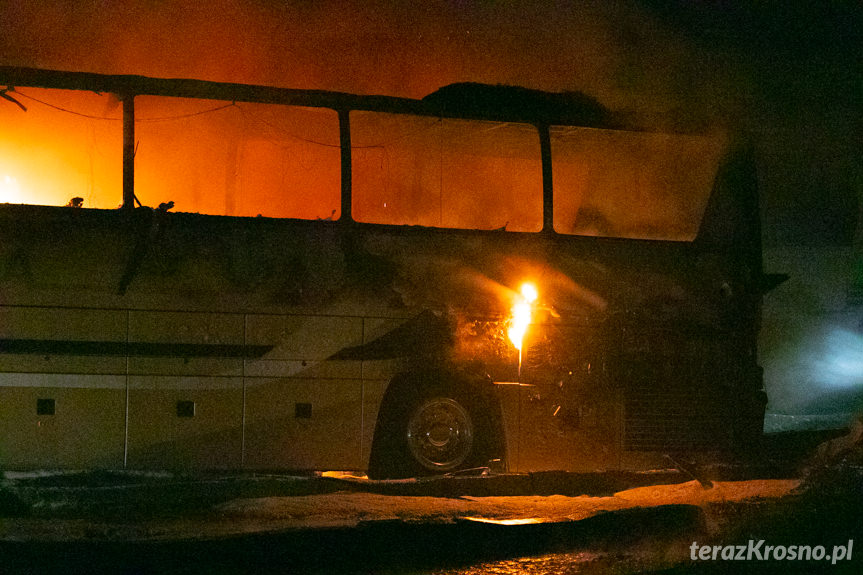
[406,397,474,473]
[368,388,489,479]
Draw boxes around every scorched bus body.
[0,67,770,477]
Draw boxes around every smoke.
[761,247,863,418]
[763,320,863,419]
[2,1,857,217]
[0,0,742,129]
[0,0,743,215]
[817,329,863,390]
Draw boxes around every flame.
[0,88,122,209]
[508,282,538,351]
[0,174,22,204]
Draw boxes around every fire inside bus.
[0,67,769,477]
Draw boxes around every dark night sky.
[639,1,861,247]
[1,1,862,417]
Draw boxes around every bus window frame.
[0,66,722,245]
[347,110,546,232]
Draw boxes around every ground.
[0,427,861,573]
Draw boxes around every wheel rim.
[406,397,474,471]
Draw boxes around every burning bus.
[0,67,770,477]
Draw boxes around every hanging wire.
[136,102,237,122]
[10,89,238,122]
[233,103,341,149]
[12,90,117,120]
[10,87,445,151]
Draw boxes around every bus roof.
[0,66,622,129]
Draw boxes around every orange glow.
[461,516,543,525]
[0,88,341,217]
[0,174,22,204]
[508,282,538,351]
[351,113,543,231]
[0,88,123,209]
[133,97,341,219]
[550,127,728,241]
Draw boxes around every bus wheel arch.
[367,368,504,479]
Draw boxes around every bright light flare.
[817,328,863,389]
[520,282,538,303]
[508,282,538,351]
[0,174,22,204]
[461,516,543,525]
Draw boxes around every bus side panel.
[513,384,622,473]
[358,317,411,468]
[124,310,245,469]
[0,306,127,342]
[492,383,522,473]
[244,378,363,470]
[0,306,128,469]
[126,376,244,469]
[0,374,126,468]
[243,314,365,470]
[360,378,388,467]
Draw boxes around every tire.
[368,383,491,479]
[406,396,474,473]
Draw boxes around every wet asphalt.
[0,504,705,574]
[1,429,857,574]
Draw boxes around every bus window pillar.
[538,124,554,233]
[339,109,353,223]
[122,92,135,210]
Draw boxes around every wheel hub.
[406,397,474,471]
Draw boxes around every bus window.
[135,98,341,220]
[351,112,543,232]
[551,127,727,241]
[0,87,122,209]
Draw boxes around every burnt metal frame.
[0,66,576,231]
[0,67,769,462]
